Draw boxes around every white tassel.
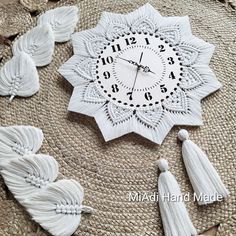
[37,6,79,43]
[157,158,197,236]
[24,179,94,236]
[1,154,58,203]
[0,126,43,166]
[178,129,229,205]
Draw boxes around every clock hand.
[129,52,143,99]
[140,65,156,74]
[117,56,139,67]
[118,56,155,74]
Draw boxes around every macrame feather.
[1,154,59,203]
[24,179,94,236]
[0,126,43,166]
[37,6,79,42]
[12,24,54,67]
[0,52,39,102]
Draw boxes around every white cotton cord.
[0,52,39,102]
[1,154,59,203]
[157,159,197,236]
[0,125,94,236]
[178,129,230,205]
[37,6,79,43]
[0,6,79,102]
[24,179,94,236]
[0,126,43,167]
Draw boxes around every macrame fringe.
[0,125,94,236]
[178,129,229,205]
[157,158,197,236]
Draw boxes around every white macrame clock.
[59,4,221,144]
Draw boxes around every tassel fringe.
[178,129,229,205]
[158,158,197,236]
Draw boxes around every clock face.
[95,32,183,109]
[59,4,221,144]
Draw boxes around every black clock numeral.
[125,37,137,46]
[111,44,121,53]
[158,45,165,52]
[169,71,175,79]
[167,57,175,65]
[160,84,167,93]
[103,71,110,79]
[145,38,150,45]
[111,84,119,93]
[127,92,133,100]
[144,92,152,101]
[101,56,113,65]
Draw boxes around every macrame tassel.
[178,129,229,205]
[158,158,197,236]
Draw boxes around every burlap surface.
[0,0,235,235]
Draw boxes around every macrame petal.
[107,102,133,125]
[37,6,79,42]
[58,55,96,86]
[180,67,204,90]
[0,126,43,166]
[13,24,54,67]
[98,12,130,40]
[1,154,58,202]
[157,16,192,45]
[127,3,162,32]
[72,26,108,57]
[68,84,106,116]
[179,36,215,65]
[24,179,93,236]
[136,106,164,128]
[163,89,188,113]
[0,52,39,101]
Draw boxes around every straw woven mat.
[0,0,235,235]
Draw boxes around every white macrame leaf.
[0,52,39,101]
[107,102,133,125]
[163,89,188,113]
[135,106,164,128]
[24,179,94,236]
[37,6,79,42]
[13,24,54,67]
[127,3,162,32]
[58,55,96,87]
[157,16,192,45]
[1,154,58,202]
[0,126,43,166]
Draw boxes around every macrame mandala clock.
[59,4,221,144]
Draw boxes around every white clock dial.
[59,4,221,144]
[95,32,183,109]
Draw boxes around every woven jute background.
[0,0,235,235]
